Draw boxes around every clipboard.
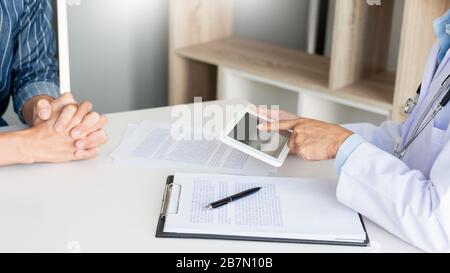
[156,176,370,247]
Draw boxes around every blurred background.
[3,0,406,125]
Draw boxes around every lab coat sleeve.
[337,140,450,252]
[343,121,404,154]
[334,134,365,175]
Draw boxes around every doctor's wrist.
[330,128,354,159]
[334,134,366,175]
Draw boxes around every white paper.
[164,173,367,242]
[123,124,138,139]
[111,122,276,176]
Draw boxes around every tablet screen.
[228,113,290,158]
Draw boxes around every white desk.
[0,100,421,253]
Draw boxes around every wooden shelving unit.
[178,38,330,92]
[178,38,395,113]
[169,0,450,122]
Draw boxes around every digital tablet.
[220,109,291,167]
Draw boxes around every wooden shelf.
[336,72,395,112]
[178,37,330,91]
[177,37,394,113]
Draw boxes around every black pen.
[206,187,262,210]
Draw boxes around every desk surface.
[0,100,421,253]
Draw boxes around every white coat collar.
[434,46,450,80]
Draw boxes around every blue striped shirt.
[0,0,59,126]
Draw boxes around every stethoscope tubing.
[396,76,450,159]
[398,105,443,159]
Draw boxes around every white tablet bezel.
[220,107,290,167]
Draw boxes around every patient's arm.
[0,130,34,165]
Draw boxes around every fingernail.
[39,110,50,119]
[76,141,85,149]
[55,123,64,132]
[37,100,48,107]
[75,151,85,158]
[257,124,264,130]
[72,130,81,138]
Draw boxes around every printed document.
[111,122,276,175]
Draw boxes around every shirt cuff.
[334,134,365,175]
[14,81,60,123]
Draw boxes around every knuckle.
[66,104,78,113]
[294,127,302,134]
[90,112,100,121]
[72,116,82,125]
[84,101,93,109]
[90,148,100,157]
[98,118,108,128]
[299,147,307,156]
[67,93,75,100]
[74,124,84,131]
[63,93,75,103]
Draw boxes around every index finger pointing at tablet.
[257,119,302,131]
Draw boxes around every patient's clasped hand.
[0,93,108,166]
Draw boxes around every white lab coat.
[338,41,450,252]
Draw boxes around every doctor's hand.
[258,118,353,161]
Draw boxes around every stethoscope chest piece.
[404,84,422,115]
[404,94,419,115]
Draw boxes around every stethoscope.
[394,74,450,159]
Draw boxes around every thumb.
[257,119,301,132]
[36,99,52,121]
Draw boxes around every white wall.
[67,0,168,114]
